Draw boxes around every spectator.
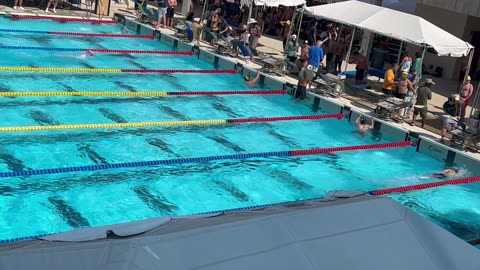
[299,40,310,68]
[382,63,399,95]
[440,94,465,142]
[325,33,337,73]
[166,0,177,29]
[413,52,423,80]
[333,38,347,74]
[410,78,434,128]
[399,52,412,75]
[352,51,367,85]
[226,0,241,25]
[281,20,291,50]
[155,0,168,29]
[45,0,58,13]
[256,12,265,35]
[13,0,24,10]
[458,75,474,106]
[308,40,324,71]
[249,23,261,56]
[395,71,413,99]
[295,64,315,102]
[286,34,299,63]
[233,24,253,63]
[308,21,318,46]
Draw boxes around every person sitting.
[244,70,260,87]
[440,94,465,142]
[354,115,375,138]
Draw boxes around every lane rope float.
[0,67,237,74]
[0,45,194,55]
[0,141,409,178]
[0,90,287,97]
[469,239,480,246]
[9,14,117,24]
[368,175,480,195]
[0,28,153,39]
[0,114,344,132]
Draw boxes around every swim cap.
[307,65,313,71]
[467,75,471,81]
[286,20,291,25]
[291,34,297,40]
[402,71,408,77]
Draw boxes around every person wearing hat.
[395,71,413,100]
[440,94,465,142]
[458,75,474,106]
[294,64,315,101]
[286,34,299,63]
[410,78,434,128]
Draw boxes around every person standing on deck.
[333,38,347,74]
[395,71,413,100]
[286,35,299,63]
[308,41,324,76]
[410,79,434,128]
[382,64,399,95]
[156,0,168,29]
[458,76,474,106]
[308,21,318,46]
[413,52,423,80]
[398,52,412,77]
[299,40,310,68]
[45,0,58,13]
[352,51,367,85]
[166,0,177,29]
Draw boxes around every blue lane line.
[0,28,50,34]
[0,45,84,52]
[0,151,292,178]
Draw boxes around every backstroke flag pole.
[344,28,356,73]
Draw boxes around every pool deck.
[1,2,479,161]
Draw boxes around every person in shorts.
[411,78,434,128]
[166,0,177,28]
[352,51,367,85]
[294,64,315,101]
[156,0,168,29]
[440,94,465,142]
[45,0,58,13]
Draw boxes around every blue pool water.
[0,17,479,245]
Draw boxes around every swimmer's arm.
[355,115,361,126]
[251,70,261,84]
[370,117,375,129]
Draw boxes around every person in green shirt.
[413,51,423,80]
[286,34,300,63]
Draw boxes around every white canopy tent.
[304,0,473,57]
[303,0,478,115]
[254,0,305,7]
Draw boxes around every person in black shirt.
[308,21,318,46]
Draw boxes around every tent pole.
[415,45,427,88]
[247,0,253,22]
[296,10,303,39]
[463,48,475,83]
[201,0,208,21]
[344,27,356,73]
[396,41,403,65]
[284,9,297,52]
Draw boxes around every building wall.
[412,4,468,80]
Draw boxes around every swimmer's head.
[86,50,96,57]
[360,117,367,125]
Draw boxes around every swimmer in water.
[353,115,374,138]
[80,50,96,58]
[421,168,461,179]
[244,70,261,87]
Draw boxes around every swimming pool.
[0,15,479,245]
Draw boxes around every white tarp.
[0,196,479,270]
[254,0,305,7]
[304,0,473,57]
